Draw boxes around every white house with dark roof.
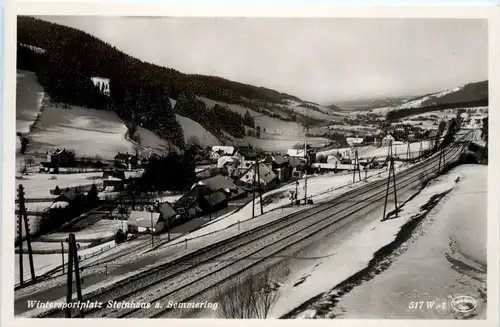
[127,211,163,234]
[381,134,396,147]
[239,163,278,191]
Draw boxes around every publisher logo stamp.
[450,295,476,313]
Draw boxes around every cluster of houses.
[118,144,318,235]
[209,145,316,187]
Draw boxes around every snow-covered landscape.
[258,165,486,319]
[10,15,491,323]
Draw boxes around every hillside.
[17,16,342,150]
[367,80,488,116]
[175,114,221,148]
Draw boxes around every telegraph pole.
[65,233,84,318]
[256,157,264,215]
[438,148,443,175]
[303,140,308,204]
[150,211,154,247]
[382,147,398,220]
[17,185,35,286]
[406,140,411,161]
[61,241,65,275]
[252,162,256,218]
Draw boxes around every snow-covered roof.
[48,148,74,156]
[159,202,177,219]
[50,201,70,209]
[217,156,240,168]
[127,211,161,228]
[287,149,306,157]
[197,174,240,192]
[240,163,277,185]
[212,146,235,155]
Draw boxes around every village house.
[46,149,76,167]
[126,211,164,234]
[175,174,245,217]
[53,189,78,205]
[211,146,236,161]
[235,146,258,167]
[239,162,278,192]
[346,137,364,147]
[114,152,138,169]
[289,157,307,178]
[158,202,178,228]
[102,169,126,190]
[287,148,306,158]
[381,134,396,147]
[271,156,292,183]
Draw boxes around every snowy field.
[40,219,124,243]
[199,96,307,137]
[27,102,135,159]
[275,102,342,122]
[176,114,221,147]
[330,164,487,319]
[24,101,173,160]
[360,140,432,159]
[15,172,103,198]
[266,164,485,319]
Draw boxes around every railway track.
[36,131,473,318]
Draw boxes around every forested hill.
[16,16,307,148]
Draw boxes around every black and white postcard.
[2,2,499,327]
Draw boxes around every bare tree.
[216,271,280,319]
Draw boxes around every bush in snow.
[115,229,127,244]
[216,271,280,319]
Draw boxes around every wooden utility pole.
[303,141,308,204]
[252,162,256,218]
[61,241,65,275]
[351,149,361,183]
[65,233,84,318]
[256,158,263,215]
[438,148,443,175]
[17,185,36,286]
[419,142,423,160]
[150,211,154,248]
[382,149,398,220]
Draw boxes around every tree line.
[385,98,488,121]
[17,16,300,147]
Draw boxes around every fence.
[15,242,117,289]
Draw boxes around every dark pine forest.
[16,16,304,148]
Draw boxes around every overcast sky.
[35,16,487,105]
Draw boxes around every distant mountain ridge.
[331,80,487,114]
[368,80,488,115]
